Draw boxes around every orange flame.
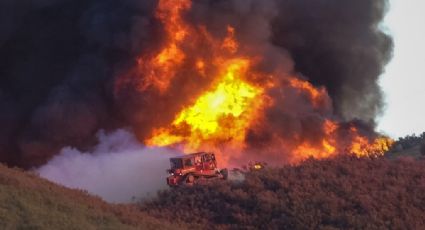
[348,127,395,157]
[221,26,239,54]
[289,78,328,107]
[142,0,273,154]
[147,58,268,151]
[137,0,191,93]
[290,121,394,163]
[124,0,394,165]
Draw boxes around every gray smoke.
[37,129,180,203]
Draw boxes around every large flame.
[147,58,266,151]
[123,0,393,165]
[137,0,191,93]
[291,120,394,163]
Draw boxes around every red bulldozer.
[166,152,228,186]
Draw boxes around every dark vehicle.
[167,152,228,186]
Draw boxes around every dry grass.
[2,156,425,229]
[0,164,180,230]
[386,145,422,158]
[143,156,425,229]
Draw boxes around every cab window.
[203,154,212,162]
[170,159,183,169]
[184,158,194,167]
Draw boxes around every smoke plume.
[37,129,180,203]
[0,0,392,168]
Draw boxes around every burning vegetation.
[0,0,393,168]
[1,1,424,229]
[116,0,393,166]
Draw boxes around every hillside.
[2,156,425,229]
[143,156,425,229]
[386,132,425,158]
[0,164,178,230]
[386,144,423,158]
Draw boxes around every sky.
[378,0,425,138]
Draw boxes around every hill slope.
[386,144,422,158]
[143,157,425,229]
[0,164,177,230]
[386,132,425,158]
[2,156,425,229]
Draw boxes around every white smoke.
[37,129,181,203]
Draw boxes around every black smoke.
[272,0,393,124]
[0,0,158,167]
[0,0,392,168]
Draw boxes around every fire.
[143,0,272,153]
[136,0,191,93]
[221,26,239,54]
[147,58,266,151]
[120,0,394,164]
[291,121,394,162]
[348,127,395,157]
[292,120,338,162]
[289,78,328,107]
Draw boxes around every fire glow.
[147,58,267,150]
[120,0,393,165]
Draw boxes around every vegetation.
[0,164,178,230]
[421,141,425,156]
[385,132,425,158]
[393,132,425,150]
[143,156,425,229]
[2,149,425,229]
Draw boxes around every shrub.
[142,156,425,229]
[420,141,425,156]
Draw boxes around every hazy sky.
[378,0,425,138]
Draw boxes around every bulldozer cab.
[169,156,196,169]
[170,158,183,169]
[166,152,227,186]
[169,152,216,170]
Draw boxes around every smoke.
[0,0,392,168]
[271,0,393,123]
[37,129,180,203]
[0,0,158,167]
[185,0,392,124]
